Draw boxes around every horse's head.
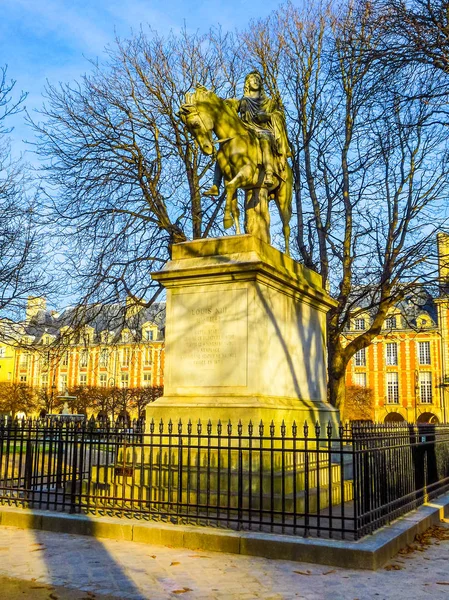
[179,87,216,156]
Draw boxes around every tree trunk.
[327,341,347,413]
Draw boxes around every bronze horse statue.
[179,86,292,254]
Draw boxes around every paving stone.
[0,523,448,598]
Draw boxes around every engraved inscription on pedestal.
[169,288,248,388]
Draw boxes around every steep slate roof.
[23,301,166,344]
[347,286,438,329]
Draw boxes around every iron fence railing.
[0,418,448,540]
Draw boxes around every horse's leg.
[232,191,241,234]
[224,166,252,230]
[223,191,234,229]
[274,171,293,256]
[245,187,270,244]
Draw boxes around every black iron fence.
[0,418,449,540]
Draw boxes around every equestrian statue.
[179,71,293,255]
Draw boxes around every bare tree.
[29,4,449,412]
[375,1,449,74]
[129,386,163,419]
[343,385,374,421]
[0,382,37,418]
[32,29,244,310]
[0,66,49,325]
[243,1,449,408]
[37,387,63,416]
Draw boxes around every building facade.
[0,297,165,419]
[3,235,449,423]
[343,233,449,424]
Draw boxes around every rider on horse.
[203,71,291,196]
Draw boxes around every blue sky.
[0,0,283,160]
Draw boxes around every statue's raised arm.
[180,72,293,254]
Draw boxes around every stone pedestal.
[146,235,339,432]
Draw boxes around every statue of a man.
[204,71,291,196]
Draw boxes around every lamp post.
[442,375,449,423]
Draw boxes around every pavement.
[1,522,449,600]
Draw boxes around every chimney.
[26,297,46,322]
[125,295,143,319]
[437,233,449,295]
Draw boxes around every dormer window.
[354,318,366,331]
[143,325,157,341]
[385,316,397,329]
[81,327,94,345]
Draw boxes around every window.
[122,330,131,343]
[19,353,29,369]
[385,316,397,329]
[99,373,107,388]
[354,348,366,367]
[354,372,367,387]
[418,341,431,365]
[59,374,67,392]
[386,343,398,366]
[354,318,366,331]
[42,352,49,371]
[419,372,432,404]
[120,373,129,388]
[99,348,109,368]
[19,375,27,383]
[121,348,130,367]
[144,329,154,341]
[386,372,399,404]
[79,373,87,387]
[41,374,48,388]
[0,347,5,358]
[79,349,88,368]
[144,347,153,366]
[61,351,69,367]
[101,331,110,343]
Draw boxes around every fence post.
[423,451,428,504]
[55,425,64,489]
[70,426,79,514]
[237,420,243,530]
[24,441,34,497]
